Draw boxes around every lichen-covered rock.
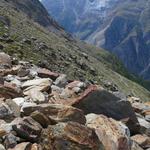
[12,117,42,142]
[86,114,130,150]
[40,122,104,150]
[22,104,86,125]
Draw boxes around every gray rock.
[138,117,150,136]
[4,133,18,149]
[54,74,68,88]
[0,52,12,69]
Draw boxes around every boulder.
[37,68,59,80]
[86,114,130,150]
[40,122,104,150]
[28,89,46,104]
[0,103,13,120]
[12,97,25,107]
[30,111,52,128]
[49,81,86,104]
[0,82,22,99]
[12,117,42,142]
[22,104,86,125]
[5,99,20,118]
[131,134,150,149]
[4,133,18,149]
[22,78,52,95]
[71,85,139,134]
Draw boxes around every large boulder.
[86,114,131,150]
[40,122,104,150]
[21,104,86,125]
[22,78,52,95]
[71,85,139,134]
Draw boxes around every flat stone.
[22,78,52,95]
[0,82,22,99]
[37,68,59,80]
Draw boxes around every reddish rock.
[0,65,21,77]
[131,134,150,149]
[70,85,139,134]
[40,122,104,150]
[37,68,59,80]
[22,104,86,125]
[86,114,130,150]
[0,81,22,99]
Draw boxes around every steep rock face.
[42,0,121,39]
[42,0,150,79]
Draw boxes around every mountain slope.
[42,0,150,80]
[0,0,150,101]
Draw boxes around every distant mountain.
[42,0,150,80]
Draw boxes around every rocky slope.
[42,0,150,80]
[0,52,150,150]
[0,0,150,149]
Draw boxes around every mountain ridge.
[42,0,150,80]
